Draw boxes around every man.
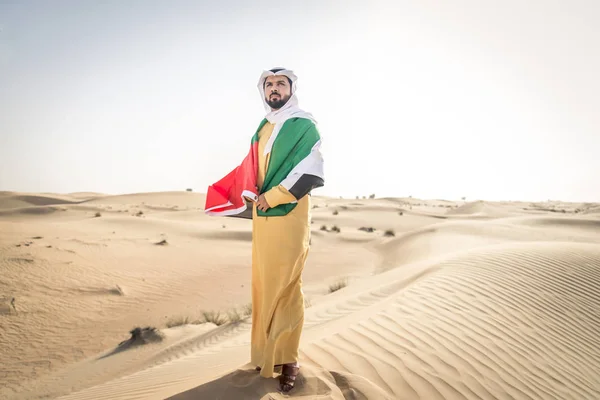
[205,68,324,392]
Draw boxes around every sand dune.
[302,242,600,399]
[1,193,599,399]
[582,206,600,215]
[445,200,519,219]
[0,192,83,209]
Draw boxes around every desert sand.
[1,191,599,399]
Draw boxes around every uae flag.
[204,137,259,218]
[204,117,324,219]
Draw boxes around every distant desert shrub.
[358,226,375,233]
[1,297,17,315]
[109,285,125,296]
[320,225,328,231]
[241,303,252,317]
[202,310,227,326]
[119,326,164,347]
[229,304,255,323]
[384,229,396,237]
[332,210,339,215]
[227,308,243,323]
[329,278,348,293]
[166,316,191,328]
[94,212,102,218]
[168,304,252,328]
[398,211,404,216]
[186,188,193,192]
[155,239,168,246]
[136,211,144,217]
[369,194,375,199]
[218,304,254,325]
[164,302,257,330]
[331,225,341,233]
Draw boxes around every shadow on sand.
[165,366,335,399]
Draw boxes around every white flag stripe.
[280,139,324,191]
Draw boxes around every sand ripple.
[301,242,600,399]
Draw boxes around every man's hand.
[256,194,270,211]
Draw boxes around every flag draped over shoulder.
[204,68,324,217]
[204,117,324,217]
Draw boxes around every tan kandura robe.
[250,121,312,378]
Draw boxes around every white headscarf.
[257,68,316,155]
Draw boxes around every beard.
[266,93,290,110]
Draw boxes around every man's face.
[264,75,292,110]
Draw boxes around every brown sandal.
[278,363,300,392]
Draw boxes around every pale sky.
[1,0,599,202]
